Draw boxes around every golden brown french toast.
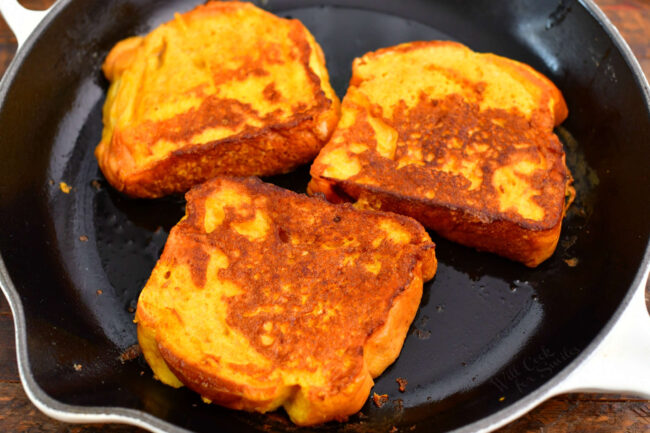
[135,176,436,425]
[309,41,574,267]
[96,1,339,198]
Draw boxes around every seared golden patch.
[97,1,340,198]
[310,41,574,267]
[135,177,436,426]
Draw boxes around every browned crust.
[158,344,288,412]
[310,145,571,233]
[310,175,570,267]
[150,260,428,423]
[136,177,436,425]
[115,109,331,197]
[309,106,571,231]
[309,40,574,267]
[97,2,340,198]
[363,261,429,377]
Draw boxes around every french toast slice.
[309,41,574,267]
[96,1,340,198]
[135,177,436,425]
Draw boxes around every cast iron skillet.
[0,0,649,432]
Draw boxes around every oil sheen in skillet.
[41,4,596,432]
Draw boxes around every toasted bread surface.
[309,41,574,267]
[135,177,436,425]
[97,1,340,198]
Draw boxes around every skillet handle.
[0,0,51,48]
[552,270,650,398]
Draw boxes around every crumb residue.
[73,363,82,371]
[59,182,72,194]
[396,377,407,392]
[96,289,103,295]
[372,392,389,408]
[564,257,579,267]
[79,235,89,242]
[413,328,431,339]
[119,344,142,363]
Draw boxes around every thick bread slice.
[97,1,340,198]
[135,177,436,425]
[309,41,574,267]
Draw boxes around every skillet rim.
[0,0,648,432]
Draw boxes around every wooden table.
[0,0,649,431]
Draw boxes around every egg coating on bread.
[309,41,574,267]
[135,176,436,425]
[97,1,339,198]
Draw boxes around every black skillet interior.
[0,0,648,432]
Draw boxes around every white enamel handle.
[0,0,52,49]
[552,268,650,397]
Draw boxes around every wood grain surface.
[1,0,649,432]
